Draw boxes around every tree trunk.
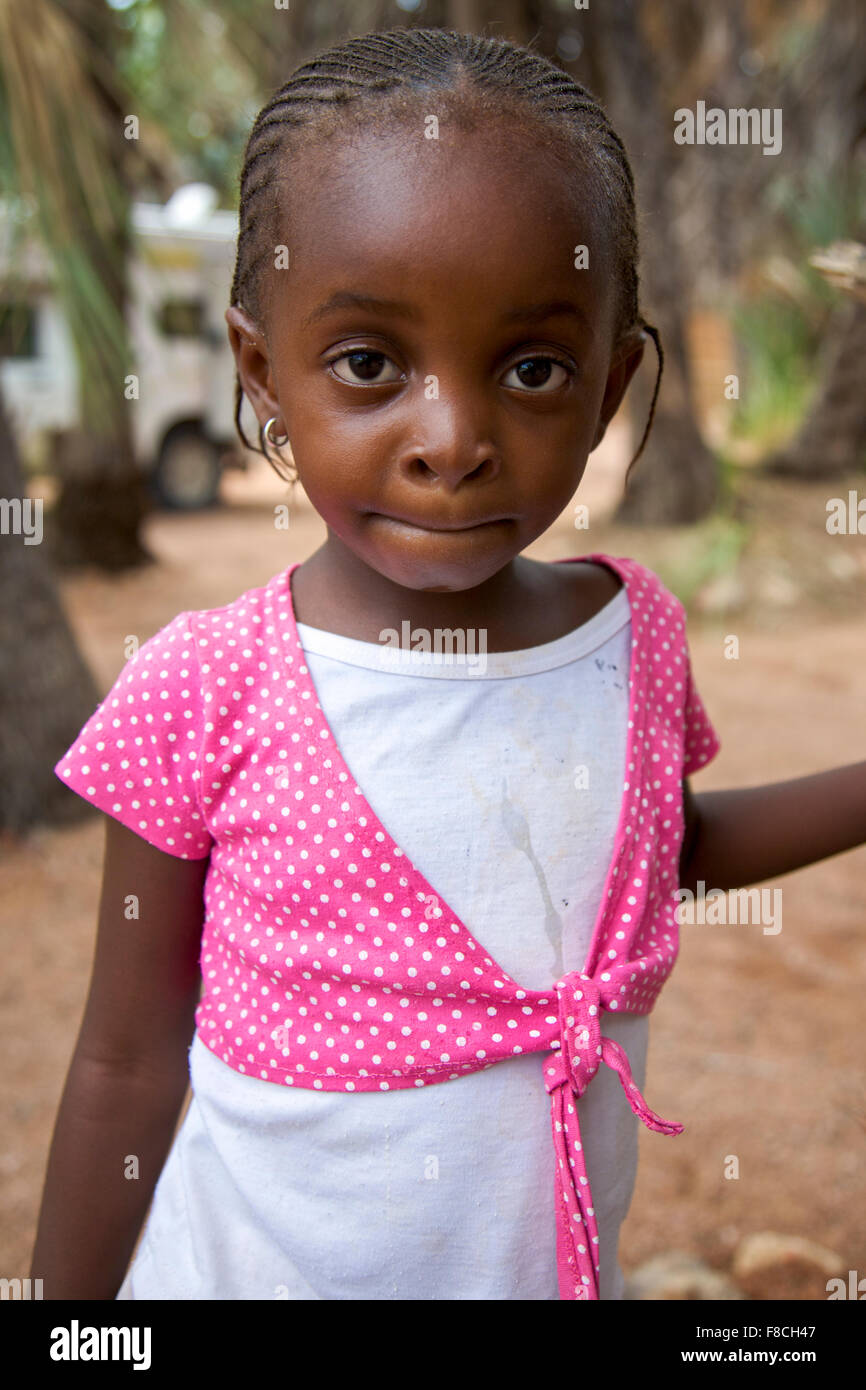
[48,423,154,572]
[763,298,866,478]
[447,0,485,33]
[585,0,719,524]
[446,0,535,43]
[0,386,102,834]
[267,0,394,90]
[47,0,153,572]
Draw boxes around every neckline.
[293,585,630,680]
[278,553,640,991]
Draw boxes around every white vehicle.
[0,183,248,509]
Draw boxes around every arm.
[679,761,866,895]
[29,816,210,1299]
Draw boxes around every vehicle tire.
[152,425,222,510]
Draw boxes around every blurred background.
[1,0,865,1300]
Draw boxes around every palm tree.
[0,0,152,832]
[0,388,101,832]
[582,1,720,525]
[0,0,264,832]
[760,0,866,478]
[0,0,155,569]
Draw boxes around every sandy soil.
[3,432,865,1297]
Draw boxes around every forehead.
[268,117,616,334]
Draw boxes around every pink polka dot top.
[54,551,721,1300]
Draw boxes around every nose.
[396,399,501,491]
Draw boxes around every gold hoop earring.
[260,416,297,485]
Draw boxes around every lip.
[372,512,512,533]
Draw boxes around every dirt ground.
[3,433,865,1297]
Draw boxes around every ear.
[590,329,646,452]
[225,306,286,438]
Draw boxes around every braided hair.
[229,26,663,488]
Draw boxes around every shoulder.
[576,553,687,624]
[178,567,293,651]
[54,607,215,857]
[76,565,292,725]
[101,608,201,706]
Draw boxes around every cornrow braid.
[229,26,663,484]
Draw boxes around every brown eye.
[503,357,570,392]
[331,351,402,385]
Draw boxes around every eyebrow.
[301,292,418,328]
[301,292,590,331]
[503,299,589,329]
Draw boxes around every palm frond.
[0,0,131,427]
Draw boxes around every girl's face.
[227,117,644,594]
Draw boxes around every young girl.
[31,27,866,1301]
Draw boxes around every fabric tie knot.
[552,971,604,1099]
[541,968,685,1300]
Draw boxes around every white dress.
[117,586,649,1300]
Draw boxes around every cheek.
[290,386,381,451]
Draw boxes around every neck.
[290,532,538,646]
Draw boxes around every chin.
[360,516,520,591]
[376,547,514,594]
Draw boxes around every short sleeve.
[682,645,721,776]
[53,609,213,859]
